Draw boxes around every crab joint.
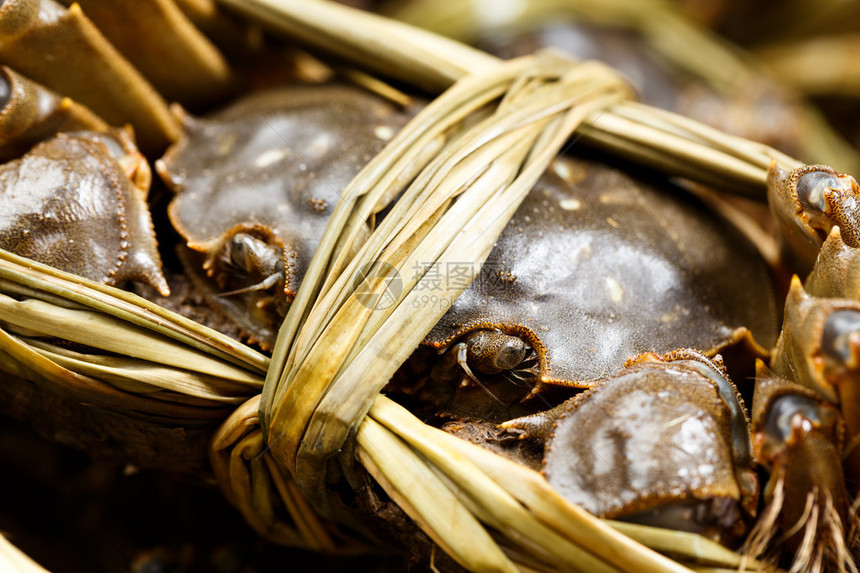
[769,163,860,272]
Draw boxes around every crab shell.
[156,83,414,346]
[425,154,778,389]
[535,351,757,544]
[0,129,169,295]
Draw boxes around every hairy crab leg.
[748,360,856,572]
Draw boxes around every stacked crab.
[1,0,860,572]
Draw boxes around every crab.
[0,65,110,161]
[380,160,860,571]
[155,83,415,347]
[398,152,777,420]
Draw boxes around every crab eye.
[796,171,840,214]
[494,336,528,370]
[822,309,860,368]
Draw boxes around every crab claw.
[768,162,860,274]
[513,349,758,545]
[771,277,860,493]
[0,65,109,161]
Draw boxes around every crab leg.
[60,0,234,109]
[748,361,855,573]
[0,65,108,161]
[0,0,180,154]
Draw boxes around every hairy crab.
[156,83,415,347]
[418,153,776,398]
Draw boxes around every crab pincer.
[505,349,758,545]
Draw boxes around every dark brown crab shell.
[156,83,414,346]
[0,129,169,295]
[425,154,778,392]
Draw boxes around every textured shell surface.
[0,131,167,294]
[426,155,779,385]
[160,83,413,288]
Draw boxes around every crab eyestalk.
[768,162,860,274]
[748,363,854,573]
[431,327,539,394]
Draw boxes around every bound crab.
[151,79,786,560]
[1,1,860,572]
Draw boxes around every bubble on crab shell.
[822,309,860,369]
